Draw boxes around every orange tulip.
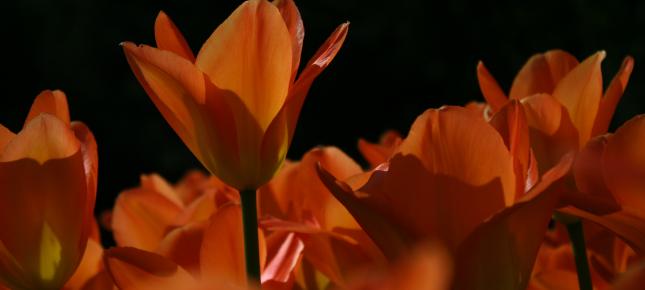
[0,90,98,289]
[122,0,348,190]
[319,106,573,290]
[104,203,303,290]
[258,147,385,287]
[478,50,633,173]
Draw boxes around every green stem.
[240,189,261,286]
[566,220,592,290]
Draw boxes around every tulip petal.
[196,0,292,130]
[521,94,579,173]
[490,100,531,198]
[0,149,88,289]
[610,259,645,290]
[25,90,71,127]
[283,22,349,140]
[64,239,104,289]
[262,232,304,284]
[104,247,197,290]
[200,204,246,287]
[273,0,304,83]
[553,51,605,145]
[157,221,207,276]
[510,50,578,100]
[592,56,634,136]
[71,122,99,240]
[476,61,508,112]
[454,154,572,290]
[0,124,14,152]
[317,164,414,261]
[357,130,402,168]
[1,114,80,164]
[155,11,195,62]
[111,187,183,251]
[603,115,645,219]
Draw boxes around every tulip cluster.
[1,0,644,289]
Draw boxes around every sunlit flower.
[0,90,98,289]
[122,0,348,190]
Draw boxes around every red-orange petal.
[157,221,207,276]
[0,124,14,153]
[357,130,402,168]
[454,154,572,290]
[509,50,579,100]
[476,61,508,112]
[104,247,197,290]
[200,204,246,287]
[25,90,71,127]
[553,51,605,145]
[64,239,104,289]
[592,56,634,136]
[154,11,195,62]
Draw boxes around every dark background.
[2,0,644,222]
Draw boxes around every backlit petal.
[155,11,195,62]
[200,204,246,287]
[476,61,508,112]
[273,0,304,83]
[510,50,578,99]
[25,90,71,127]
[196,0,292,130]
[592,56,634,136]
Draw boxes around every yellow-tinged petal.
[0,149,88,289]
[273,0,304,83]
[454,154,572,290]
[200,204,246,287]
[592,56,634,136]
[196,0,292,130]
[104,247,197,290]
[553,51,605,145]
[510,50,578,100]
[0,114,80,164]
[154,11,195,62]
[476,61,508,112]
[25,90,71,127]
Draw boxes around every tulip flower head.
[122,0,349,190]
[0,90,98,289]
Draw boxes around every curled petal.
[273,0,304,83]
[592,56,634,136]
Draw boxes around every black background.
[1,0,644,221]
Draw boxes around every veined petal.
[104,247,197,290]
[510,50,579,99]
[155,11,195,62]
[283,22,349,141]
[397,107,516,205]
[592,56,634,136]
[273,0,304,83]
[476,61,508,112]
[454,154,571,290]
[200,204,246,287]
[196,0,292,130]
[0,114,80,164]
[553,51,605,145]
[25,90,71,127]
[603,115,645,219]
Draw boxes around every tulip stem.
[566,220,592,290]
[240,189,261,286]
